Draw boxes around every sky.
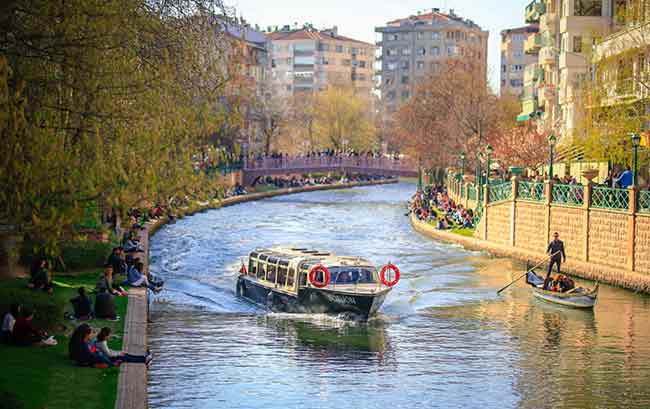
[227,0,533,91]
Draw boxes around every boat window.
[278,266,288,286]
[250,252,259,258]
[257,262,266,279]
[279,260,289,266]
[299,272,307,286]
[268,257,277,264]
[259,254,268,261]
[287,268,295,287]
[267,264,276,283]
[330,267,376,284]
[248,258,257,276]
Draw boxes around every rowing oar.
[496,251,560,295]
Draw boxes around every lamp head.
[631,132,641,148]
[460,152,466,160]
[548,134,557,146]
[486,145,493,155]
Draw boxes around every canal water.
[148,183,650,409]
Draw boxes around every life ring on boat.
[309,265,331,288]
[380,263,400,287]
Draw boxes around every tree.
[0,0,234,256]
[312,86,377,151]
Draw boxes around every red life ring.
[309,265,331,288]
[380,263,400,287]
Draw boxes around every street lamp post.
[485,145,493,184]
[548,134,557,181]
[632,132,641,187]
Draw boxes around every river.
[147,183,650,409]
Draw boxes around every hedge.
[21,240,113,272]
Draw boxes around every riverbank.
[410,214,650,293]
[117,178,398,409]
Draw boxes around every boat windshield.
[329,267,376,284]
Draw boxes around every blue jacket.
[616,170,633,188]
[127,265,142,284]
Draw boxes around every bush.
[0,392,24,409]
[0,279,66,331]
[20,240,113,272]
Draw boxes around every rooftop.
[267,28,374,46]
[380,8,484,30]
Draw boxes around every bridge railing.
[243,156,416,172]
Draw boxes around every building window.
[342,59,351,66]
[386,48,397,56]
[417,32,424,40]
[387,90,396,100]
[447,46,456,56]
[401,90,410,100]
[446,31,454,40]
[573,36,583,53]
[401,60,409,69]
[401,75,410,84]
[385,77,394,85]
[286,58,292,64]
[387,62,397,70]
[430,46,440,56]
[357,74,366,81]
[574,0,602,16]
[513,50,523,58]
[318,43,330,51]
[430,62,440,71]
[510,79,523,87]
[336,45,344,53]
[417,47,426,56]
[390,34,399,41]
[401,33,410,40]
[502,64,507,73]
[351,47,359,55]
[431,32,441,40]
[417,61,425,70]
[359,61,366,68]
[401,47,411,55]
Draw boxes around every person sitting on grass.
[27,258,53,294]
[107,247,127,277]
[94,288,117,320]
[68,324,110,368]
[94,327,152,365]
[70,287,93,320]
[12,308,57,347]
[1,303,21,344]
[96,266,126,297]
[126,262,162,292]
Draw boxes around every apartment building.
[266,26,375,99]
[501,25,540,97]
[523,0,614,140]
[375,8,489,115]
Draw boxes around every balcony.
[559,51,588,69]
[524,33,543,54]
[525,0,546,24]
[540,12,558,33]
[524,64,543,85]
[540,46,557,65]
[560,16,609,35]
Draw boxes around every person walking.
[547,232,566,278]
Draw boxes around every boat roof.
[250,247,375,268]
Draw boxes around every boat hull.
[531,287,598,309]
[237,277,390,318]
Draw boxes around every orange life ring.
[380,263,400,287]
[309,265,331,288]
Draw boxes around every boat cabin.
[245,247,379,294]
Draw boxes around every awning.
[516,114,530,122]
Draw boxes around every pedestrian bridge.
[242,156,418,185]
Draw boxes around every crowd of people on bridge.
[409,185,474,230]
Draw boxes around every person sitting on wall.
[27,258,53,294]
[96,266,126,296]
[106,247,127,277]
[123,233,144,253]
[70,287,93,320]
[68,324,110,368]
[94,327,152,365]
[126,262,162,292]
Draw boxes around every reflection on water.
[148,183,650,409]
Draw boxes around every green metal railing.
[460,183,465,198]
[639,190,650,213]
[468,185,477,201]
[591,186,629,211]
[488,182,513,203]
[517,181,545,202]
[551,184,584,206]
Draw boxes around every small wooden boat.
[236,247,400,319]
[526,270,599,309]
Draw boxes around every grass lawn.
[0,271,128,409]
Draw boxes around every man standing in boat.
[546,232,566,278]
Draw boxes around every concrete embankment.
[115,178,398,409]
[410,214,650,293]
